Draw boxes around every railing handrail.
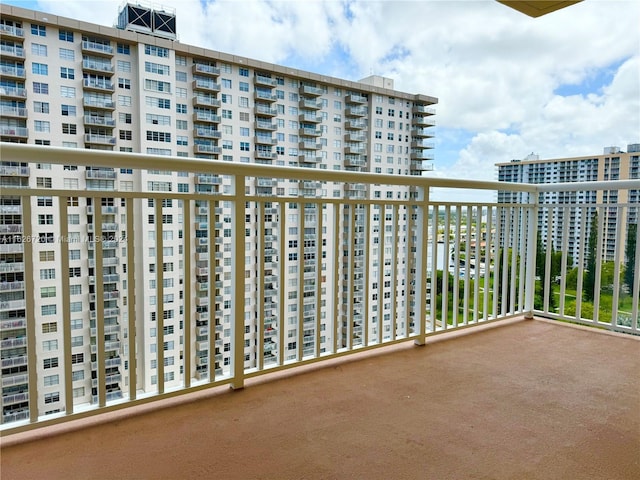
[2,143,538,193]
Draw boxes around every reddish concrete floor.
[1,318,639,480]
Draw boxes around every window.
[34,120,50,132]
[61,104,76,116]
[176,120,187,130]
[239,67,249,77]
[31,43,47,56]
[69,250,81,260]
[144,79,171,93]
[39,250,55,261]
[176,71,187,82]
[222,109,232,119]
[144,44,169,57]
[38,214,54,225]
[60,67,74,79]
[59,48,74,60]
[41,286,56,298]
[176,103,187,114]
[118,78,131,90]
[33,82,49,94]
[40,269,56,280]
[117,60,131,72]
[69,285,82,295]
[117,43,130,54]
[146,131,171,142]
[146,97,171,109]
[71,353,84,364]
[63,178,78,189]
[177,135,188,146]
[239,111,250,121]
[31,24,46,36]
[62,123,77,134]
[43,358,59,369]
[59,29,74,41]
[69,267,81,277]
[41,304,57,316]
[32,63,48,76]
[176,87,187,98]
[118,95,132,106]
[120,130,132,140]
[43,339,58,351]
[60,86,76,98]
[36,177,52,188]
[145,61,170,75]
[42,322,57,333]
[33,101,49,113]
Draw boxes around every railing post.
[231,174,246,390]
[523,191,539,319]
[414,186,428,346]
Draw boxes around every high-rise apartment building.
[496,144,640,266]
[0,3,436,424]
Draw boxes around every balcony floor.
[1,318,639,480]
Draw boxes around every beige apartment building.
[496,144,640,266]
[0,3,436,424]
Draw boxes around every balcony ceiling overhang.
[497,1,583,17]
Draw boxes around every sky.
[4,0,640,187]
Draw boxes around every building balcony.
[345,106,367,117]
[83,79,115,92]
[345,93,367,104]
[0,126,27,139]
[0,144,638,480]
[84,115,115,127]
[254,91,277,103]
[192,63,220,77]
[299,85,323,96]
[255,135,276,145]
[194,144,221,155]
[83,98,116,110]
[193,111,221,124]
[192,78,220,92]
[0,24,25,39]
[0,44,24,59]
[412,117,436,127]
[299,154,322,163]
[194,127,221,139]
[255,105,278,117]
[344,132,366,143]
[299,112,322,124]
[254,120,277,131]
[192,96,221,108]
[0,64,26,79]
[410,151,435,161]
[344,154,366,167]
[82,59,114,75]
[81,40,114,56]
[254,74,277,87]
[412,105,436,115]
[345,119,366,130]
[84,134,116,146]
[0,85,27,99]
[299,98,322,110]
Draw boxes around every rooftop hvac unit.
[116,2,177,40]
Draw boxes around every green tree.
[584,212,598,302]
[624,223,637,292]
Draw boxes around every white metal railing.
[0,143,638,435]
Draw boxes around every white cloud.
[23,0,640,182]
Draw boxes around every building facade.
[496,144,640,267]
[0,3,436,424]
